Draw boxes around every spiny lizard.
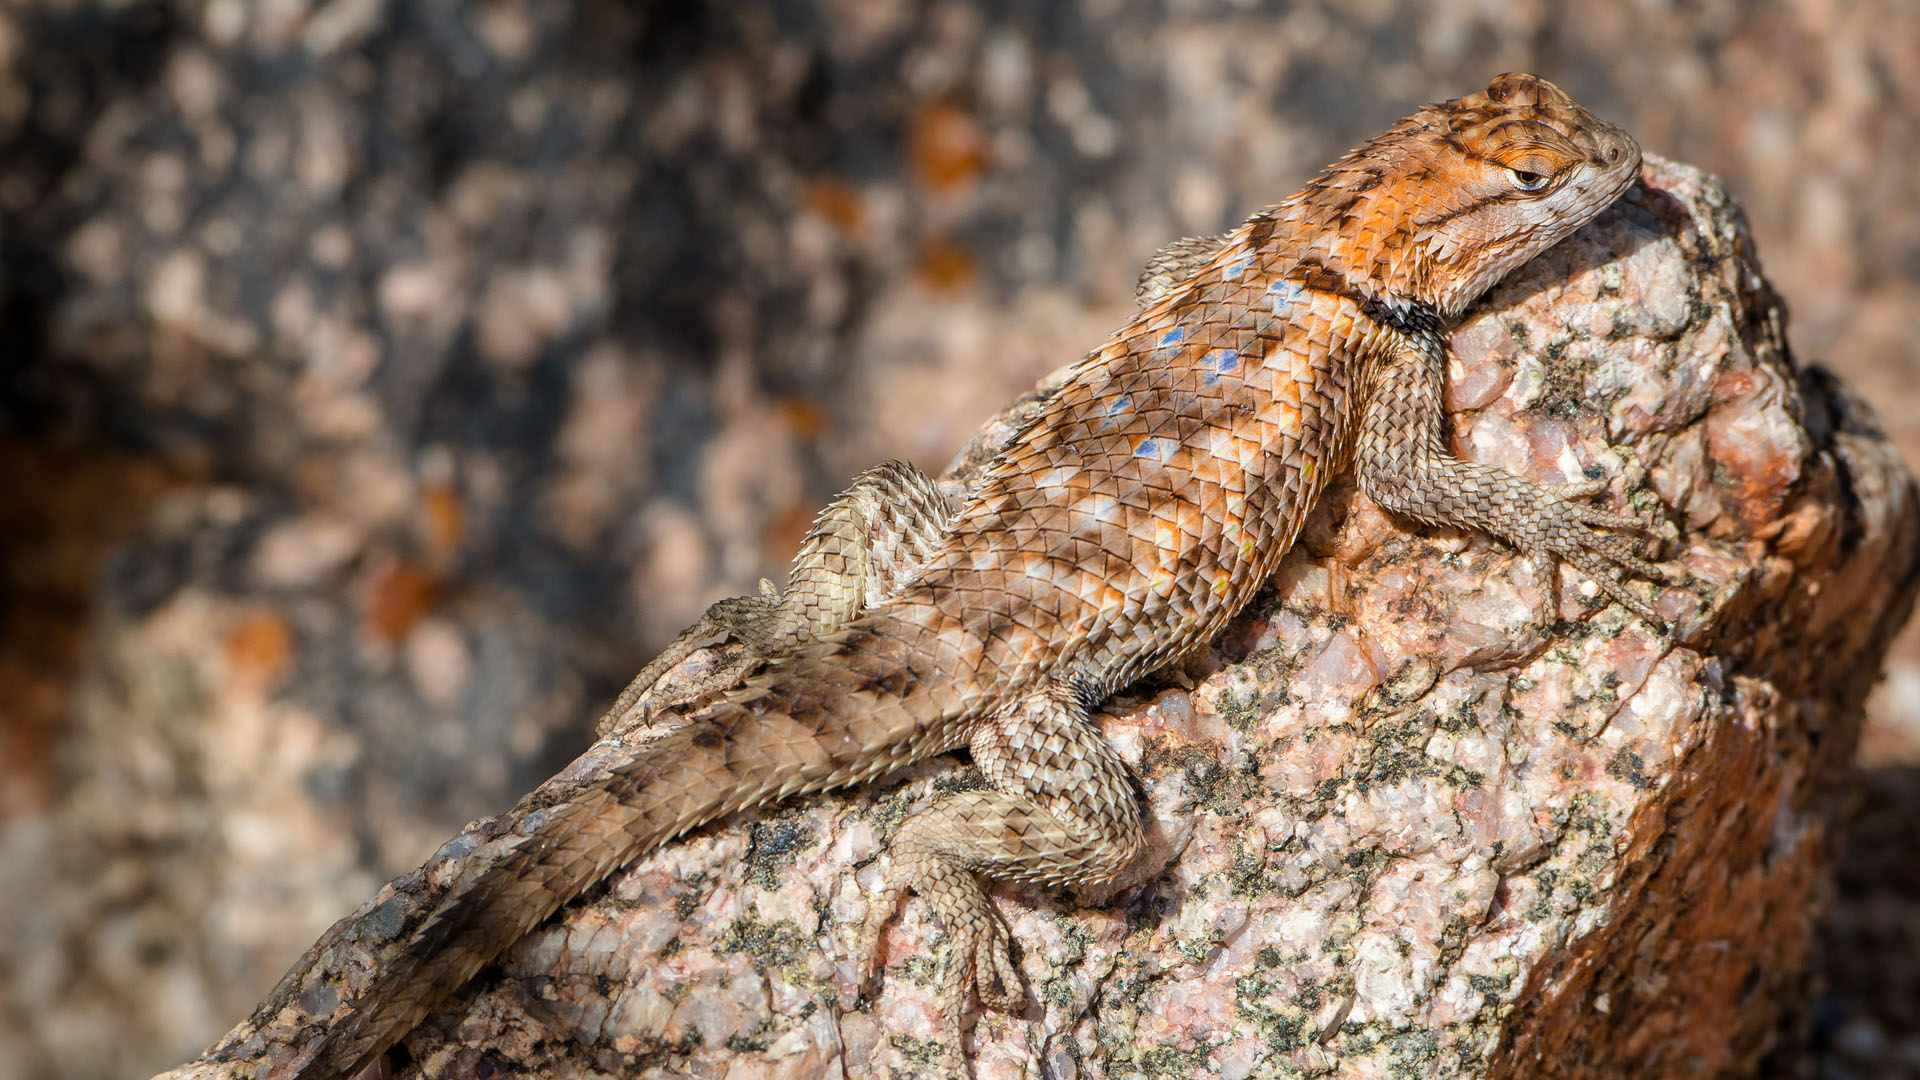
[227,72,1663,1078]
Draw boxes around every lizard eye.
[1507,167,1551,192]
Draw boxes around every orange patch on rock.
[908,101,987,193]
[915,234,976,291]
[364,557,438,643]
[225,607,294,687]
[776,396,829,439]
[769,500,816,565]
[420,482,467,566]
[800,178,865,234]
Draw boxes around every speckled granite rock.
[156,158,1919,1080]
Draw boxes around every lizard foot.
[1525,484,1673,630]
[854,866,1026,1023]
[940,901,1025,1024]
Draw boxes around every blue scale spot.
[1106,394,1133,416]
[1200,348,1241,386]
[1221,255,1253,280]
[1134,437,1176,461]
[1157,326,1187,348]
[1268,279,1305,308]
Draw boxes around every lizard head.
[1312,72,1643,318]
[1415,73,1642,313]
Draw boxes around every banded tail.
[292,611,972,1079]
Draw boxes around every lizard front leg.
[599,459,955,735]
[1357,327,1667,625]
[858,681,1144,1024]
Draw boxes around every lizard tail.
[292,617,960,1079]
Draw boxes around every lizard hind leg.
[857,683,1145,1026]
[599,460,956,736]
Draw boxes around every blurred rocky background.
[0,2,1913,1078]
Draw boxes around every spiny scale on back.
[277,73,1656,1079]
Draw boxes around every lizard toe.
[973,914,1025,1014]
[936,902,1023,1024]
[1545,477,1610,501]
[854,880,909,997]
[1569,503,1654,531]
[1563,546,1666,629]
